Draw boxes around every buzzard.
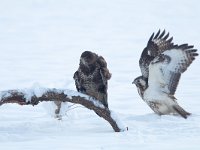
[133,30,198,119]
[73,51,111,108]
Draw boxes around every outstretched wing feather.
[148,45,198,95]
[139,30,175,78]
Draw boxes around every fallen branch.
[0,88,127,132]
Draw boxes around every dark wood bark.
[0,89,127,132]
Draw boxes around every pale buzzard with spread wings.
[133,30,198,118]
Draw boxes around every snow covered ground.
[0,0,200,149]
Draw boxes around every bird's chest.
[80,72,94,81]
[79,68,102,88]
[143,87,167,102]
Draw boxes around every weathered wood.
[0,89,127,132]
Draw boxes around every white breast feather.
[144,49,188,103]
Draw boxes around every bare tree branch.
[0,88,127,132]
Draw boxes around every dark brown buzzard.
[73,51,111,108]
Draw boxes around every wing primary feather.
[158,29,165,39]
[163,32,169,40]
[148,33,155,43]
[178,44,189,49]
[186,45,194,49]
[167,37,173,43]
[187,49,198,54]
[187,49,199,61]
[154,29,161,39]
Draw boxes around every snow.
[0,0,200,149]
[0,91,12,99]
[18,84,48,102]
[64,89,88,100]
[31,83,48,98]
[64,89,105,108]
[110,110,127,131]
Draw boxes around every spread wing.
[139,30,175,78]
[148,44,198,95]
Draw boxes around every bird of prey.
[133,30,198,119]
[73,51,111,108]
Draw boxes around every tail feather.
[173,105,191,119]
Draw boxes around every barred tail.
[173,105,191,119]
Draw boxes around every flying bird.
[133,30,198,119]
[73,51,111,108]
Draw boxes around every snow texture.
[110,110,127,131]
[19,84,48,102]
[0,91,12,99]
[64,89,105,108]
[0,0,200,150]
[64,89,87,99]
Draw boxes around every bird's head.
[80,51,98,66]
[132,76,147,87]
[132,76,148,97]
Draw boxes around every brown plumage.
[139,29,175,79]
[73,51,111,108]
